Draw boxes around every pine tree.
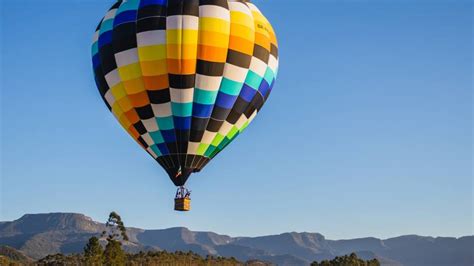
[83,236,104,265]
[103,239,126,266]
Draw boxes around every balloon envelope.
[92,0,279,186]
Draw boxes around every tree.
[83,236,103,265]
[101,212,128,266]
[37,253,83,265]
[311,253,380,266]
[35,249,250,265]
[102,211,128,241]
[0,256,15,266]
[103,239,126,266]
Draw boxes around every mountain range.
[0,213,472,265]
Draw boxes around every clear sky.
[1,0,472,239]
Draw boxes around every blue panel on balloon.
[193,103,213,118]
[92,54,101,69]
[215,92,237,109]
[173,116,191,130]
[157,143,170,155]
[161,130,176,143]
[98,31,112,48]
[258,80,271,98]
[139,0,167,7]
[240,84,257,103]
[113,10,137,26]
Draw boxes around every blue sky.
[1,0,472,239]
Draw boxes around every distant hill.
[0,245,33,263]
[0,213,472,266]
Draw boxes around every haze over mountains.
[0,213,472,266]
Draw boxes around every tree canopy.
[311,253,380,266]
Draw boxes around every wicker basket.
[174,198,191,211]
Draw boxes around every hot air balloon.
[91,0,278,211]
